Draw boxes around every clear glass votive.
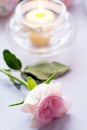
[7,0,76,57]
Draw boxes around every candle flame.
[38,0,44,12]
[36,0,46,18]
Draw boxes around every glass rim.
[15,0,67,27]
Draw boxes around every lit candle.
[24,0,55,46]
[25,4,55,24]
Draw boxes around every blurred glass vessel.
[7,0,76,57]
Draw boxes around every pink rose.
[62,0,73,8]
[21,83,71,128]
[37,96,65,123]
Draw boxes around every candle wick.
[36,13,46,18]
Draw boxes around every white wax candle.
[24,1,56,46]
[25,9,55,24]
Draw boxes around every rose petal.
[24,84,48,106]
[30,116,46,128]
[56,97,72,118]
[21,104,31,113]
[48,82,62,95]
[21,103,38,113]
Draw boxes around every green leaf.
[4,69,11,72]
[9,100,24,107]
[22,61,70,81]
[13,82,21,89]
[27,77,37,90]
[9,76,21,89]
[3,50,22,70]
[21,73,28,81]
[21,72,42,84]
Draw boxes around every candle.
[25,9,55,24]
[8,0,75,56]
[24,1,55,46]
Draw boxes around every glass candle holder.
[7,0,75,57]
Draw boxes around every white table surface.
[0,0,87,130]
